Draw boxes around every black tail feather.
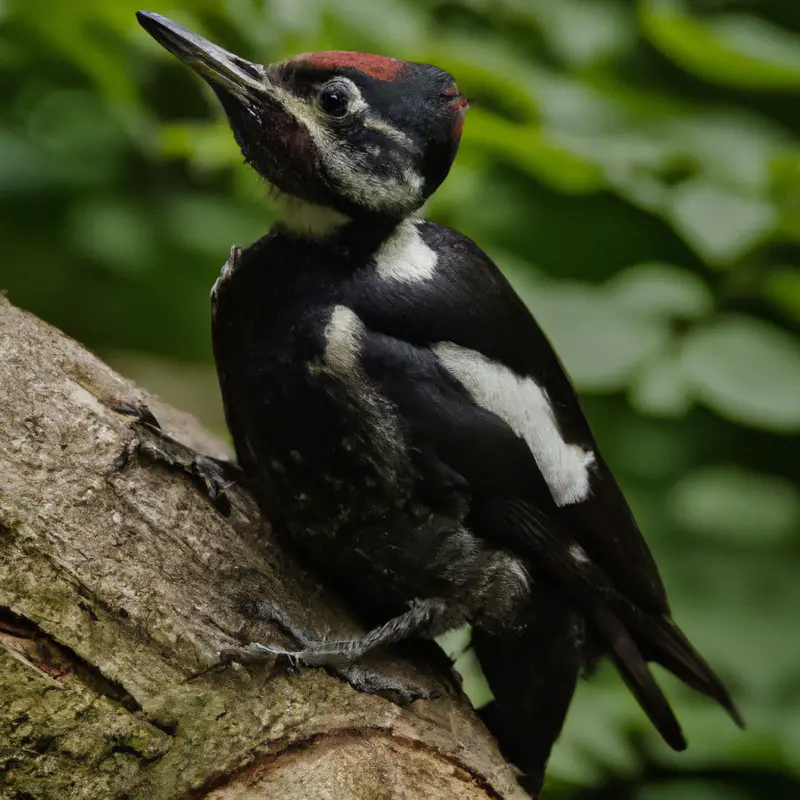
[641,615,745,729]
[472,594,583,798]
[489,499,742,780]
[593,607,687,751]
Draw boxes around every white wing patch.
[434,343,595,506]
[374,219,437,282]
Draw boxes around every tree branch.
[0,297,527,799]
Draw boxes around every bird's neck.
[271,193,351,239]
[269,193,405,254]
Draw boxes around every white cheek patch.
[374,219,437,282]
[265,78,423,215]
[362,116,415,149]
[434,343,596,506]
[329,145,423,215]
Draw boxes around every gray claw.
[110,401,161,430]
[215,641,434,706]
[218,642,282,666]
[110,400,238,516]
[341,663,436,705]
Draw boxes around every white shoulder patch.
[434,343,595,506]
[374,219,437,283]
[315,305,409,484]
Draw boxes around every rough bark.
[0,296,527,800]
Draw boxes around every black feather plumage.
[209,220,742,788]
[136,13,744,794]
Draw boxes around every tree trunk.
[0,297,527,800]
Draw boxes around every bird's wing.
[356,323,643,611]
[353,321,693,748]
[354,318,741,738]
[346,218,742,728]
[350,220,668,614]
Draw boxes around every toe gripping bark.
[110,401,245,516]
[218,597,440,706]
[110,402,437,707]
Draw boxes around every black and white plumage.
[137,12,743,796]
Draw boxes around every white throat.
[272,192,350,238]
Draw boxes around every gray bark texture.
[0,297,528,800]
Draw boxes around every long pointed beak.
[136,11,266,102]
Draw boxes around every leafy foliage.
[1,0,798,795]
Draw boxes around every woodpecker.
[137,12,743,796]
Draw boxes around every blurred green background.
[1,0,799,797]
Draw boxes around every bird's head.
[137,12,468,232]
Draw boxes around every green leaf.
[464,110,605,194]
[764,268,800,322]
[328,0,426,50]
[160,194,269,256]
[640,0,800,90]
[659,112,784,192]
[638,780,751,800]
[608,262,713,319]
[666,181,777,266]
[615,263,714,417]
[67,199,156,275]
[776,701,800,778]
[669,465,800,546]
[526,0,637,68]
[24,8,144,110]
[453,647,495,709]
[772,150,800,246]
[160,121,241,170]
[0,130,53,195]
[650,689,781,772]
[604,415,694,482]
[630,351,693,418]
[435,625,472,660]
[519,282,671,391]
[253,0,325,39]
[555,129,681,213]
[679,315,800,431]
[552,675,644,783]
[661,552,800,703]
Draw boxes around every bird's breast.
[213,275,415,536]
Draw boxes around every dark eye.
[318,81,352,118]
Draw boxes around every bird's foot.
[222,597,437,705]
[215,640,435,706]
[110,401,243,516]
[340,662,437,706]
